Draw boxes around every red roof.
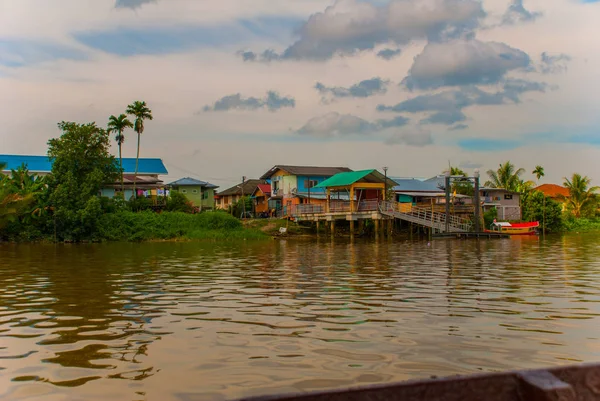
[535,184,569,198]
[256,184,271,195]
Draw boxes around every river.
[1,234,600,400]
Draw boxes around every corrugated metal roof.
[0,154,168,175]
[397,191,469,198]
[218,179,266,196]
[260,165,352,179]
[167,177,218,188]
[315,169,391,188]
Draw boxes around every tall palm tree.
[126,101,153,196]
[107,114,133,193]
[532,165,545,181]
[563,173,599,218]
[485,161,526,192]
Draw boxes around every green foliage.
[562,216,600,232]
[231,196,253,218]
[46,121,118,241]
[521,190,563,232]
[485,161,526,192]
[563,173,598,218]
[483,207,497,229]
[126,101,153,195]
[532,165,545,181]
[95,211,264,241]
[166,191,195,213]
[107,113,133,192]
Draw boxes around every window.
[181,189,187,194]
[192,189,198,194]
[304,179,318,189]
[504,194,513,200]
[202,192,209,199]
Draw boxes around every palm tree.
[532,165,545,181]
[107,114,133,193]
[563,173,599,218]
[126,101,153,196]
[485,161,526,192]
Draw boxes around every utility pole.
[474,169,480,232]
[307,176,311,205]
[383,166,388,201]
[445,170,451,233]
[241,176,246,219]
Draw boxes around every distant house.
[0,154,168,200]
[480,188,521,221]
[534,184,569,210]
[252,184,272,215]
[259,165,353,215]
[391,178,444,204]
[167,177,218,210]
[215,179,266,210]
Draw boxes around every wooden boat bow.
[236,363,600,401]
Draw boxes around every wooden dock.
[433,231,510,239]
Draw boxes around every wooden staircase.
[379,201,472,233]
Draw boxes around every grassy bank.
[96,211,268,241]
[243,218,314,236]
[562,217,600,233]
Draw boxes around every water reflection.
[1,235,600,400]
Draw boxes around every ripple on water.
[1,237,600,400]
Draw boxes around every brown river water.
[1,234,600,400]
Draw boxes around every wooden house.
[480,188,521,221]
[167,177,218,210]
[259,165,352,216]
[252,184,272,215]
[215,179,266,210]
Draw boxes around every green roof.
[315,169,381,188]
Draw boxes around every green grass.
[96,211,268,242]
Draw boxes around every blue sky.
[1,0,599,187]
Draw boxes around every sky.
[1,0,599,189]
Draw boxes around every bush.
[166,191,195,213]
[562,216,600,232]
[521,190,563,232]
[483,207,497,229]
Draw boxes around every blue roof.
[168,177,218,188]
[0,154,168,175]
[391,177,442,192]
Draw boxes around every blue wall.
[297,175,328,193]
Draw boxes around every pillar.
[350,220,355,236]
[350,186,355,212]
[374,219,379,234]
[326,188,331,213]
[316,220,320,235]
[330,219,335,236]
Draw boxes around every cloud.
[295,112,410,138]
[377,48,401,60]
[540,52,571,74]
[241,0,485,61]
[385,127,433,147]
[0,39,87,67]
[115,0,157,9]
[314,77,389,100]
[502,0,542,25]
[296,112,374,137]
[202,91,295,112]
[459,161,483,169]
[402,39,531,90]
[379,79,547,126]
[421,110,467,125]
[450,124,469,131]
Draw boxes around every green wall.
[173,186,215,209]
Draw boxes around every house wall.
[270,169,297,197]
[296,175,328,194]
[172,186,216,209]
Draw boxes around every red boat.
[485,221,540,236]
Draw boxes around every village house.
[215,179,266,210]
[167,177,218,210]
[481,188,521,221]
[259,165,353,216]
[252,183,272,216]
[0,154,168,200]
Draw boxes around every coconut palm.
[562,173,599,218]
[126,101,153,196]
[532,165,545,181]
[485,161,526,192]
[107,114,133,193]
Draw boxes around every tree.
[126,101,153,196]
[521,190,563,232]
[444,166,474,196]
[532,165,545,181]
[562,173,599,218]
[485,161,526,192]
[107,114,133,193]
[47,121,119,241]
